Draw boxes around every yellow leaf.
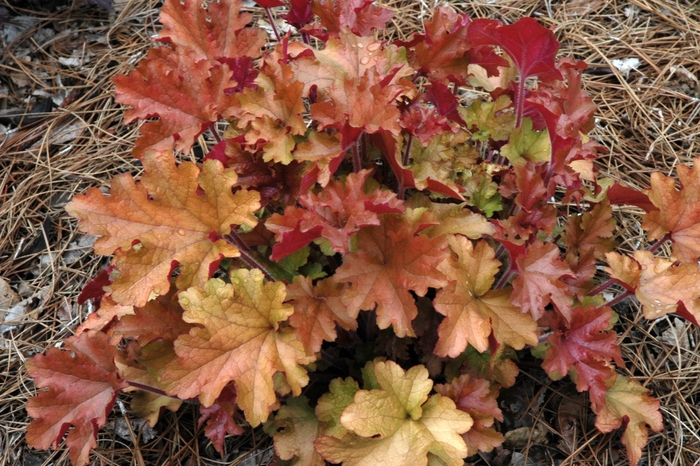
[160,269,316,426]
[594,375,663,466]
[271,397,325,466]
[315,361,472,466]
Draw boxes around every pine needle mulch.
[1,0,699,465]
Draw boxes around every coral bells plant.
[31,0,700,464]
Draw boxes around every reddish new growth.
[27,1,684,465]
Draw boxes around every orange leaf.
[311,0,394,37]
[643,160,700,263]
[161,269,316,426]
[561,199,615,260]
[594,375,663,466]
[435,374,505,456]
[292,31,410,93]
[286,276,359,354]
[114,48,240,158]
[75,295,133,337]
[234,70,307,164]
[511,241,574,321]
[292,131,344,187]
[66,151,260,306]
[333,213,449,338]
[311,68,407,140]
[434,236,537,356]
[405,7,472,83]
[26,331,127,466]
[604,251,641,291]
[158,0,266,61]
[634,251,700,321]
[114,289,193,346]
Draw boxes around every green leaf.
[500,118,551,165]
[278,246,310,274]
[461,95,514,142]
[315,377,361,438]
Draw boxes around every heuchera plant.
[31,0,700,464]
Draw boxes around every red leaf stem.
[224,230,276,281]
[263,7,281,42]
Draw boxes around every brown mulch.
[1,0,699,465]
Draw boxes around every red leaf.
[216,56,259,94]
[606,182,655,213]
[255,0,285,7]
[282,0,314,29]
[425,80,466,125]
[199,384,243,454]
[77,264,115,305]
[26,332,128,466]
[527,58,597,137]
[266,169,405,259]
[402,7,473,83]
[468,17,562,82]
[271,223,324,261]
[542,305,623,407]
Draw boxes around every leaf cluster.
[28,1,700,464]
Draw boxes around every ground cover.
[1,0,700,465]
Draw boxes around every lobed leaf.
[333,213,449,338]
[286,276,358,354]
[541,305,622,407]
[311,0,394,38]
[594,375,663,466]
[510,241,574,321]
[114,48,241,158]
[270,396,325,466]
[158,0,266,61]
[434,236,538,356]
[315,361,473,466]
[66,151,260,306]
[161,269,316,426]
[267,169,404,259]
[643,159,700,263]
[26,332,128,466]
[435,374,505,456]
[198,384,243,454]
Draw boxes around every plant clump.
[27,0,693,465]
